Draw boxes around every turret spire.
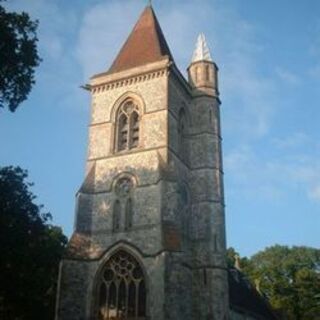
[188,33,218,96]
[191,33,213,63]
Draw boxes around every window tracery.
[115,177,134,198]
[97,250,146,320]
[116,100,140,152]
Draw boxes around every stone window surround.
[116,99,141,152]
[92,245,149,320]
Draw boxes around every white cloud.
[75,0,276,138]
[76,0,144,81]
[225,138,320,204]
[273,132,309,149]
[161,1,275,139]
[5,0,87,112]
[309,64,320,79]
[309,185,320,201]
[8,0,77,61]
[308,19,320,79]
[275,67,300,85]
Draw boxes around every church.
[55,4,277,320]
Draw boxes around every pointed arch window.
[97,250,146,320]
[116,100,140,152]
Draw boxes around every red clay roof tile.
[108,5,173,74]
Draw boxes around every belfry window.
[117,100,140,152]
[118,114,129,151]
[130,111,139,148]
[97,250,146,320]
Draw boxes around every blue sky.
[1,0,319,257]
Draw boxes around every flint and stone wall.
[56,61,229,320]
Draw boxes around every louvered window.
[117,101,140,152]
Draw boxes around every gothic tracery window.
[97,250,146,320]
[117,100,140,152]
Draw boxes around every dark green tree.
[0,166,67,319]
[242,245,320,320]
[0,1,41,112]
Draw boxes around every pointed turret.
[188,33,219,97]
[191,33,213,63]
[108,5,173,74]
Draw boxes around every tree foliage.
[241,245,320,320]
[0,2,41,112]
[0,166,67,319]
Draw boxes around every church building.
[55,4,277,320]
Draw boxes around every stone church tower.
[56,5,229,320]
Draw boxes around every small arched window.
[97,250,146,320]
[116,100,140,152]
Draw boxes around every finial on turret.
[191,33,213,63]
[148,0,152,7]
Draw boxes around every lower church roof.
[228,268,279,319]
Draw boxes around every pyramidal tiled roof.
[108,5,173,74]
